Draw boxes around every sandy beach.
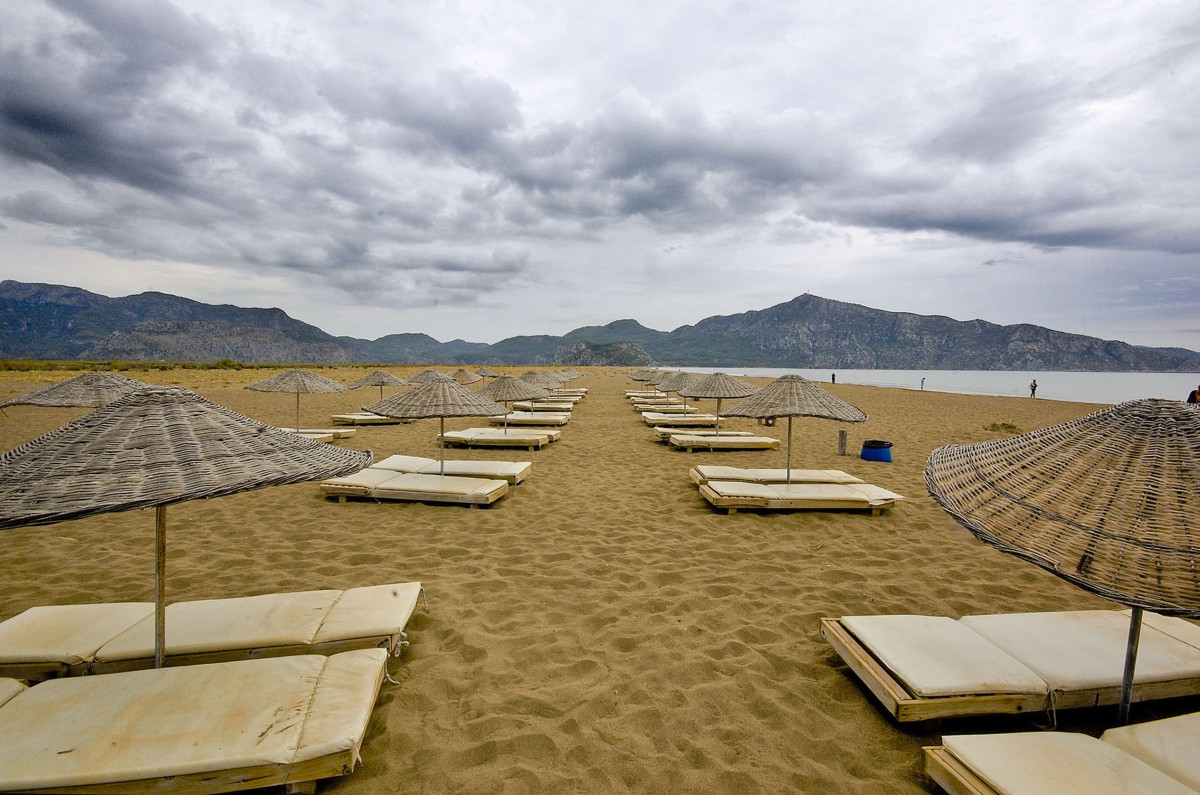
[0,366,1188,794]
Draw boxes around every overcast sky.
[1,1,1198,351]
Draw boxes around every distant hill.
[0,281,1194,371]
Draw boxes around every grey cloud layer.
[1,1,1198,322]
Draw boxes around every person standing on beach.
[831,373,836,384]
[1188,385,1200,404]
[1029,379,1038,398]
[921,377,925,390]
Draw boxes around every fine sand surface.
[0,366,1192,794]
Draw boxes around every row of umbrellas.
[0,365,583,668]
[635,369,867,482]
[1,365,1195,724]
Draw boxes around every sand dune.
[0,366,1184,794]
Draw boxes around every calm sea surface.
[674,367,1200,406]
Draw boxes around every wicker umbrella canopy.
[478,375,551,434]
[678,372,759,432]
[520,371,562,389]
[245,369,348,431]
[925,398,1200,721]
[655,371,701,395]
[349,371,409,401]
[723,374,867,482]
[0,372,156,409]
[365,379,508,473]
[408,370,454,384]
[628,369,658,383]
[476,368,501,379]
[478,375,550,403]
[450,368,483,385]
[0,386,371,667]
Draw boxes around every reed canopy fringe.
[925,398,1200,617]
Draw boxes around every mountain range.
[0,280,1195,372]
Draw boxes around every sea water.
[674,367,1200,406]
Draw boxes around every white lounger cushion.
[373,454,531,482]
[0,678,26,707]
[0,602,151,666]
[703,481,900,509]
[671,435,780,449]
[0,649,386,791]
[440,428,560,444]
[961,610,1200,690]
[312,582,423,645]
[842,615,1048,697]
[643,413,717,425]
[98,590,339,661]
[941,731,1196,795]
[0,583,422,673]
[692,466,864,484]
[1102,710,1200,792]
[375,472,505,497]
[321,468,401,493]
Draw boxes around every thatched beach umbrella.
[655,371,701,396]
[478,375,551,434]
[722,374,867,483]
[0,387,371,668]
[678,372,759,433]
[365,379,507,474]
[925,398,1200,722]
[408,370,453,384]
[476,368,501,381]
[245,369,347,431]
[520,371,563,390]
[349,371,409,401]
[0,372,156,409]
[450,368,483,386]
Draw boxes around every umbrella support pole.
[1118,606,1143,724]
[295,393,301,433]
[154,506,167,669]
[439,417,446,475]
[786,416,793,485]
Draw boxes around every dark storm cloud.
[0,0,1198,347]
[0,1,225,194]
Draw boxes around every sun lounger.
[688,466,865,485]
[925,710,1200,794]
[643,413,719,427]
[653,428,757,441]
[633,403,698,413]
[320,470,509,506]
[552,388,587,397]
[537,393,583,404]
[331,411,408,425]
[371,454,530,483]
[511,400,574,412]
[820,609,1200,722]
[670,434,781,452]
[700,480,901,513]
[279,427,357,439]
[490,411,570,426]
[438,427,560,450]
[0,649,388,794]
[0,582,423,681]
[628,396,681,404]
